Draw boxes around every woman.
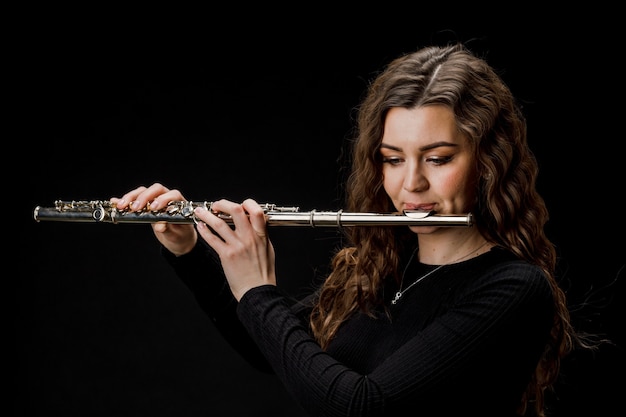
[112,44,583,416]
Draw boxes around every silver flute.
[33,200,473,228]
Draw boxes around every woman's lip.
[404,204,436,211]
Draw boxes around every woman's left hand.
[194,198,276,301]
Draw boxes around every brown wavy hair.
[309,43,578,416]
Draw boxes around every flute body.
[33,200,473,228]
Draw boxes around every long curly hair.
[309,43,577,416]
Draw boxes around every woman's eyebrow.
[380,141,459,152]
[380,143,402,151]
[420,141,458,151]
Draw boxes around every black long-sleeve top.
[163,241,554,417]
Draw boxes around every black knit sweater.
[164,242,553,417]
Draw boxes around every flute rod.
[33,201,473,228]
[33,206,472,227]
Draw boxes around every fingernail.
[150,200,159,210]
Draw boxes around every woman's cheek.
[441,170,476,209]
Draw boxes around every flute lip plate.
[402,210,434,219]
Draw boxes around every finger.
[110,185,148,209]
[128,183,171,211]
[145,188,186,211]
[153,221,168,233]
[241,199,267,238]
[195,218,225,247]
[194,206,230,249]
[115,183,186,212]
[194,202,237,240]
[209,199,251,231]
[215,199,268,241]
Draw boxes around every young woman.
[112,43,586,416]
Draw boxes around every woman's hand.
[194,198,276,301]
[110,183,197,256]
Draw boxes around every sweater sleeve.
[236,261,554,417]
[237,286,385,416]
[162,239,274,372]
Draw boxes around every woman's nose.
[403,164,428,192]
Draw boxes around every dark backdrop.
[16,10,624,417]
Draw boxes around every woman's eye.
[426,156,453,165]
[382,157,403,166]
[381,155,453,166]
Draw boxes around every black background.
[16,9,625,417]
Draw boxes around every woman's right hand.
[110,183,197,256]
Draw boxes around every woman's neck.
[416,229,493,265]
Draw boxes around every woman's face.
[380,105,477,230]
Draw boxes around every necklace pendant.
[392,292,402,305]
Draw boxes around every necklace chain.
[391,241,489,305]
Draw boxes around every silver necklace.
[391,241,489,305]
